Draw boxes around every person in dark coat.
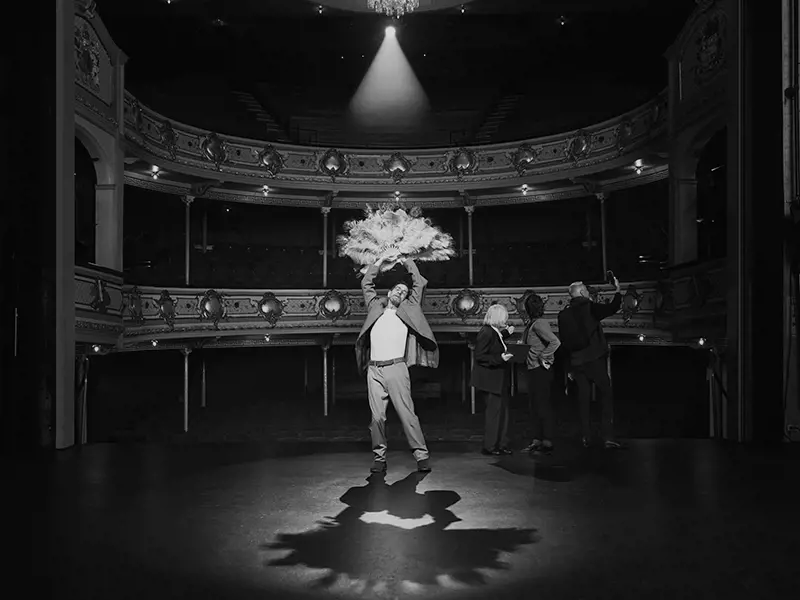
[471,304,514,456]
[557,278,623,449]
[356,252,438,474]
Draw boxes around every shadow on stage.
[261,471,539,592]
[490,439,634,485]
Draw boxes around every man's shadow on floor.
[260,471,539,591]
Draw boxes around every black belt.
[368,357,405,367]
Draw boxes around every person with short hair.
[521,293,561,454]
[471,304,515,456]
[557,278,623,449]
[356,252,438,474]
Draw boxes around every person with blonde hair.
[471,303,515,456]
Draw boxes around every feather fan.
[337,204,456,275]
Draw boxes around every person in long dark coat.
[471,304,514,456]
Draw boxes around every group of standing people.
[355,254,624,474]
[472,278,625,454]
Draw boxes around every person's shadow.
[261,471,539,592]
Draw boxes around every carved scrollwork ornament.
[318,149,350,181]
[446,148,479,179]
[74,20,101,92]
[89,279,111,313]
[565,130,592,162]
[189,180,216,198]
[157,290,176,331]
[318,290,350,321]
[256,292,284,326]
[654,280,674,316]
[197,289,226,329]
[129,99,144,132]
[621,285,642,324]
[201,133,228,171]
[159,120,178,160]
[254,145,285,177]
[616,120,634,155]
[694,11,726,84]
[127,287,145,324]
[510,144,541,176]
[382,152,413,182]
[76,0,97,18]
[451,289,482,321]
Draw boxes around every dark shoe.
[536,443,554,455]
[416,458,431,472]
[523,441,541,453]
[370,460,387,473]
[481,448,501,456]
[604,440,626,450]
[498,447,513,455]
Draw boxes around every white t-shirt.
[370,306,409,361]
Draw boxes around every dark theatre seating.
[123,239,608,290]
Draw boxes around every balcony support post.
[465,206,475,286]
[322,343,329,417]
[597,192,609,275]
[322,207,330,288]
[182,347,191,432]
[182,195,194,287]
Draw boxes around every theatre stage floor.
[22,439,800,599]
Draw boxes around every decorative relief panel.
[382,152,413,182]
[159,120,178,160]
[74,16,112,104]
[509,144,541,175]
[122,89,667,188]
[446,148,479,179]
[678,6,728,103]
[200,133,228,171]
[74,268,123,317]
[254,145,285,177]
[318,149,350,181]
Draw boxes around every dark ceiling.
[99,0,696,147]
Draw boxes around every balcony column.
[783,0,800,435]
[201,355,207,408]
[182,347,191,432]
[322,343,330,417]
[461,353,467,405]
[75,354,90,445]
[468,341,476,414]
[321,206,331,288]
[4,0,75,451]
[597,192,609,275]
[465,206,475,286]
[331,348,337,408]
[669,168,699,265]
[182,195,194,286]
[94,182,124,272]
[725,0,785,442]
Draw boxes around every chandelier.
[367,0,419,18]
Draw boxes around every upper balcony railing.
[122,89,668,192]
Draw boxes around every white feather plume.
[337,204,456,275]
